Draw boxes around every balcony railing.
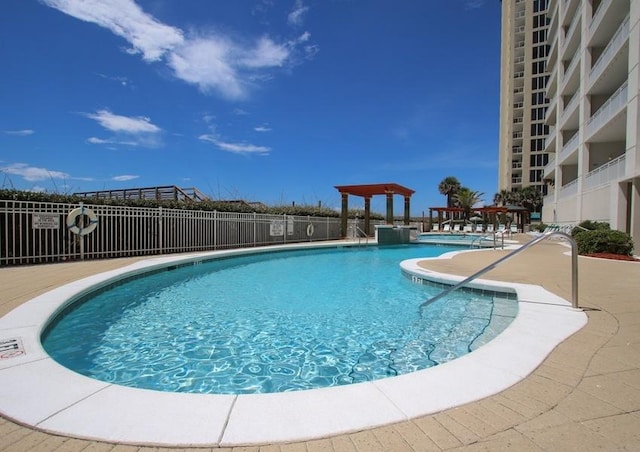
[513,132,523,139]
[590,0,611,34]
[561,92,579,124]
[562,52,579,85]
[545,126,556,148]
[589,15,630,86]
[560,133,579,162]
[559,178,579,199]
[544,154,556,178]
[584,155,626,191]
[585,81,628,138]
[561,7,581,53]
[512,146,523,154]
[512,162,522,169]
[512,177,523,184]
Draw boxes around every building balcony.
[589,0,629,47]
[512,131,523,140]
[559,133,579,164]
[512,177,523,185]
[563,0,580,27]
[512,161,522,170]
[584,154,626,191]
[545,97,558,125]
[560,92,579,128]
[544,154,556,179]
[589,0,612,36]
[589,15,630,91]
[561,7,581,58]
[585,81,628,140]
[561,52,580,91]
[545,126,557,151]
[512,145,523,154]
[559,178,579,199]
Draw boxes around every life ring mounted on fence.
[66,206,98,236]
[306,223,315,237]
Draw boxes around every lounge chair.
[486,224,495,233]
[475,224,483,233]
[443,224,451,232]
[510,224,518,235]
[463,224,472,233]
[432,223,439,232]
[453,224,461,233]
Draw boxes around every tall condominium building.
[541,0,639,242]
[498,0,551,201]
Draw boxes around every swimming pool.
[417,233,497,247]
[0,241,587,446]
[41,244,517,394]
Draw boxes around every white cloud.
[465,0,485,9]
[3,129,34,136]
[254,125,272,132]
[112,174,139,181]
[87,137,140,146]
[288,0,309,26]
[42,0,313,100]
[168,36,245,99]
[238,37,289,69]
[86,110,161,133]
[41,0,184,62]
[1,163,70,182]
[199,134,270,155]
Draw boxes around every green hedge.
[574,228,634,256]
[0,189,390,219]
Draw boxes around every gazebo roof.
[334,183,415,197]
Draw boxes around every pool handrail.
[355,225,369,245]
[420,231,579,310]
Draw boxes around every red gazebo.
[335,183,415,237]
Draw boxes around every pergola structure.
[335,183,415,237]
[428,205,530,231]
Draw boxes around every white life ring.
[66,207,98,236]
[306,223,315,237]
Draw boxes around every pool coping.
[0,242,587,447]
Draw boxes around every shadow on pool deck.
[1,235,639,451]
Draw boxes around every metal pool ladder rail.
[420,231,579,310]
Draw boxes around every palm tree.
[493,189,513,206]
[453,187,484,221]
[438,176,461,208]
[520,186,543,212]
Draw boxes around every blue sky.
[1,0,501,215]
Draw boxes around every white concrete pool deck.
[0,241,587,447]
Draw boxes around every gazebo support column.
[364,197,371,236]
[340,193,349,238]
[385,192,394,224]
[403,196,410,225]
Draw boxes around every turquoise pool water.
[417,233,494,246]
[42,245,517,394]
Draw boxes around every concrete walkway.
[1,237,639,451]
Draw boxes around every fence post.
[253,212,257,247]
[158,206,163,254]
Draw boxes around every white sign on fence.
[32,213,60,229]
[270,220,284,236]
[287,218,294,235]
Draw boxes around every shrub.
[571,220,610,237]
[532,223,547,232]
[574,229,634,256]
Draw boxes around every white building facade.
[541,0,640,242]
